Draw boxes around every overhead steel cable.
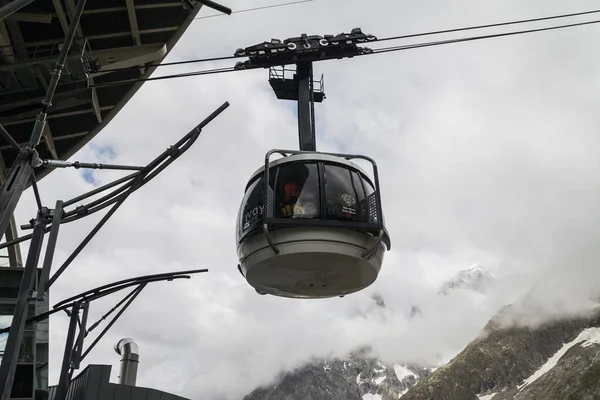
[142,54,236,67]
[97,7,600,74]
[373,7,600,43]
[194,0,314,19]
[89,15,600,89]
[367,17,600,56]
[89,66,238,88]
[96,54,237,74]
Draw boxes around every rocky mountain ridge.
[243,266,497,399]
[243,354,431,400]
[243,265,600,399]
[401,307,600,400]
[438,265,497,295]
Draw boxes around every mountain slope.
[243,266,498,400]
[243,354,431,400]
[401,308,600,400]
[491,327,600,400]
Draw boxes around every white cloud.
[9,0,600,398]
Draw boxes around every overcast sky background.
[8,0,600,398]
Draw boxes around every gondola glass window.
[238,162,320,239]
[324,164,373,223]
[274,163,319,219]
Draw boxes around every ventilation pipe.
[114,338,139,386]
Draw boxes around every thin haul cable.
[195,0,314,19]
[90,16,600,88]
[99,7,600,73]
[374,7,600,42]
[89,67,238,89]
[368,18,600,55]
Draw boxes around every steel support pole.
[71,301,89,371]
[55,302,81,400]
[0,216,46,400]
[0,150,36,242]
[36,200,63,300]
[296,61,316,151]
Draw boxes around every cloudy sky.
[8,0,600,398]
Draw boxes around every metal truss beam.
[5,12,52,24]
[42,123,58,159]
[0,130,88,151]
[0,0,37,22]
[56,2,184,17]
[0,105,113,126]
[90,87,102,123]
[125,0,141,47]
[14,26,179,48]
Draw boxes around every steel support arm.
[0,0,37,21]
[191,0,232,15]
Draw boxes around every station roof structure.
[0,0,204,181]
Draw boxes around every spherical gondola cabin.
[236,150,391,299]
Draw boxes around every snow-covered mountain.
[243,260,600,399]
[439,265,497,295]
[243,264,500,400]
[401,307,600,400]
[407,264,497,320]
[243,353,431,400]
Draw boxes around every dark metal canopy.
[0,0,204,180]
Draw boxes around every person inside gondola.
[276,163,318,218]
[281,181,301,217]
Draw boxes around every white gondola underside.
[238,227,385,298]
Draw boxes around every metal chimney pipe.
[114,338,139,386]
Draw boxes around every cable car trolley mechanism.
[234,28,391,299]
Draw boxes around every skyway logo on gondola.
[243,205,263,230]
[341,193,356,206]
[341,193,357,215]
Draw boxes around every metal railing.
[268,65,325,94]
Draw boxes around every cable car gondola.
[236,150,391,298]
[234,28,391,299]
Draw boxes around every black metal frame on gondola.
[256,149,391,259]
